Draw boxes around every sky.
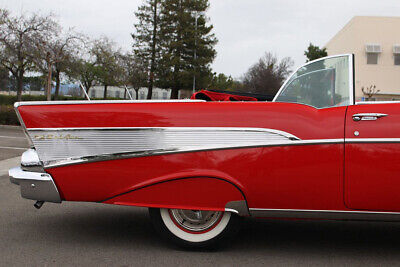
[1,0,400,78]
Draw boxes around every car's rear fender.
[102,177,250,216]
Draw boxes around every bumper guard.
[9,167,61,203]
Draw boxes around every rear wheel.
[149,208,242,249]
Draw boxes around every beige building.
[326,16,400,101]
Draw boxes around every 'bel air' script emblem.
[34,134,83,140]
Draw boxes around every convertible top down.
[9,54,400,248]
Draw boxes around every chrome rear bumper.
[9,167,61,203]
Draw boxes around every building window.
[140,91,145,99]
[163,91,168,99]
[367,53,378,64]
[91,90,95,98]
[115,91,120,98]
[153,92,158,99]
[395,54,400,65]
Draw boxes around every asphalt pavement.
[1,126,400,266]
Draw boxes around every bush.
[0,94,88,105]
[0,105,19,125]
[0,94,124,125]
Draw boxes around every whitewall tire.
[149,208,242,249]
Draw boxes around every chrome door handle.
[353,113,388,121]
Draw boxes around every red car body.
[8,54,400,247]
[13,98,400,217]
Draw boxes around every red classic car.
[9,54,400,248]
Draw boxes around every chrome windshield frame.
[272,54,355,107]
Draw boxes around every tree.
[132,0,163,99]
[242,52,293,96]
[119,53,148,99]
[0,9,57,101]
[362,85,380,100]
[0,66,9,90]
[39,31,82,100]
[65,41,98,97]
[304,43,327,62]
[67,58,98,97]
[160,0,217,99]
[209,73,235,91]
[91,38,123,99]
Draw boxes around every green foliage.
[132,0,163,99]
[304,43,328,62]
[209,73,235,90]
[160,0,217,98]
[132,0,217,98]
[0,94,87,105]
[0,104,18,125]
[0,94,86,125]
[67,59,98,94]
[91,38,124,98]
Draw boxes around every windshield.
[274,55,351,108]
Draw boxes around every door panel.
[345,103,400,211]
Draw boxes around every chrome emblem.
[33,134,83,140]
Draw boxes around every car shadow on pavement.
[25,204,400,255]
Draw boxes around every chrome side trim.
[345,138,400,144]
[8,167,61,203]
[249,208,400,221]
[22,123,400,168]
[25,127,302,168]
[14,99,205,108]
[357,101,400,105]
[43,140,344,168]
[26,127,301,141]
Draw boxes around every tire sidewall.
[149,208,242,249]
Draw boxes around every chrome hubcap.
[169,209,223,232]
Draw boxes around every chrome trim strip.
[14,99,205,108]
[43,139,345,169]
[357,101,400,105]
[249,208,400,221]
[26,127,300,139]
[25,127,302,168]
[345,138,400,143]
[22,122,400,169]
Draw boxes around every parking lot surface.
[1,126,400,266]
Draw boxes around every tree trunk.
[84,81,91,97]
[55,70,61,100]
[124,88,127,99]
[135,88,139,100]
[16,71,23,102]
[147,0,159,100]
[171,87,179,99]
[47,64,52,101]
[147,74,154,100]
[103,84,108,99]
